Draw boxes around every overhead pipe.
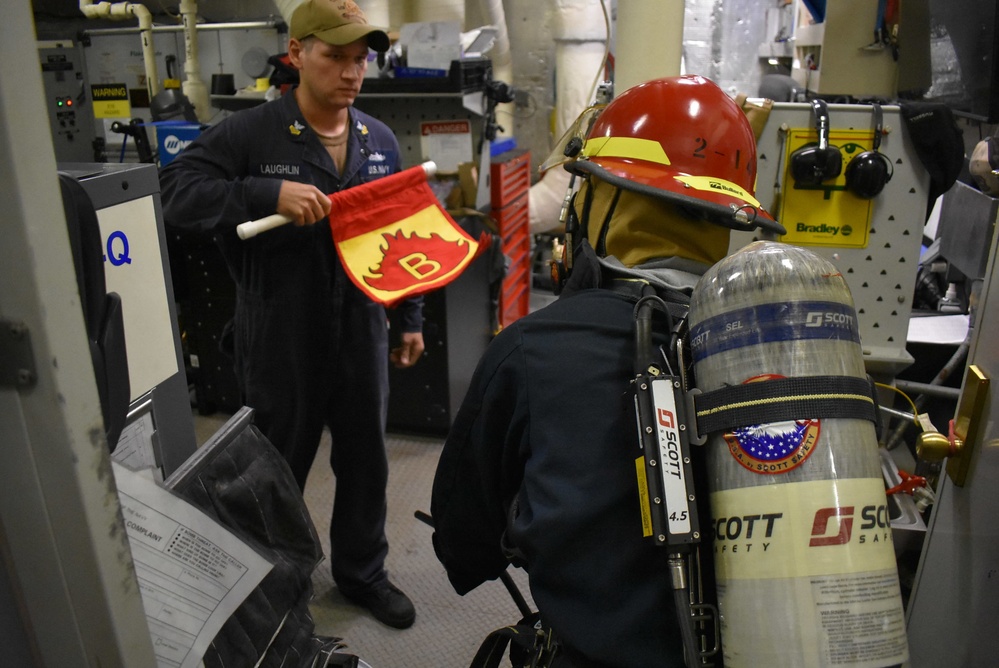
[412,0,465,23]
[615,0,684,93]
[79,1,160,98]
[478,0,512,137]
[357,0,392,29]
[179,0,211,122]
[82,19,284,36]
[273,0,303,24]
[529,0,608,234]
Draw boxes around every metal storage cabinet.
[385,254,494,436]
[167,229,242,416]
[490,149,532,328]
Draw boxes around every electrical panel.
[39,40,98,163]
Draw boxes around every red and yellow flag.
[329,165,490,307]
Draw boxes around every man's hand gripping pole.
[235,161,438,240]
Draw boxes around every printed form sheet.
[112,461,272,667]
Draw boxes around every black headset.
[844,103,893,199]
[790,98,842,187]
[549,189,587,295]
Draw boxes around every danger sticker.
[421,120,471,135]
[419,119,472,172]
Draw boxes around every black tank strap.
[691,375,880,437]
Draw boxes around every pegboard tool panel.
[354,93,485,168]
[730,102,931,376]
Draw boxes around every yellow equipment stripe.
[635,456,653,538]
[673,175,763,208]
[581,139,763,210]
[582,136,671,165]
[696,392,874,419]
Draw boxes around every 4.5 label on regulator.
[651,378,691,535]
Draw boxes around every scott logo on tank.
[810,504,892,546]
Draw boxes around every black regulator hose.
[671,557,705,668]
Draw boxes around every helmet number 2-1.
[693,137,749,174]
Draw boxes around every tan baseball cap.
[290,0,390,52]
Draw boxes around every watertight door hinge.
[947,364,990,487]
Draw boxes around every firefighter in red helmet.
[550,74,784,288]
[431,76,784,668]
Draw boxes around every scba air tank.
[687,241,908,667]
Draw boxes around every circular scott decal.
[724,374,820,474]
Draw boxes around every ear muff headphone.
[845,103,893,199]
[790,98,843,186]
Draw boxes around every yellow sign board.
[778,128,877,248]
[91,83,131,119]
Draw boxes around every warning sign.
[91,83,131,119]
[778,128,877,249]
[420,119,472,173]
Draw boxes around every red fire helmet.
[569,75,784,235]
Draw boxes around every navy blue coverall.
[159,90,422,597]
[431,244,699,667]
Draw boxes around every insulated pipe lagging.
[479,0,513,138]
[615,0,684,93]
[179,0,211,122]
[273,0,302,24]
[528,0,608,234]
[411,0,465,23]
[357,0,391,28]
[479,0,511,72]
[79,0,160,97]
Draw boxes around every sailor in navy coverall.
[160,3,422,628]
